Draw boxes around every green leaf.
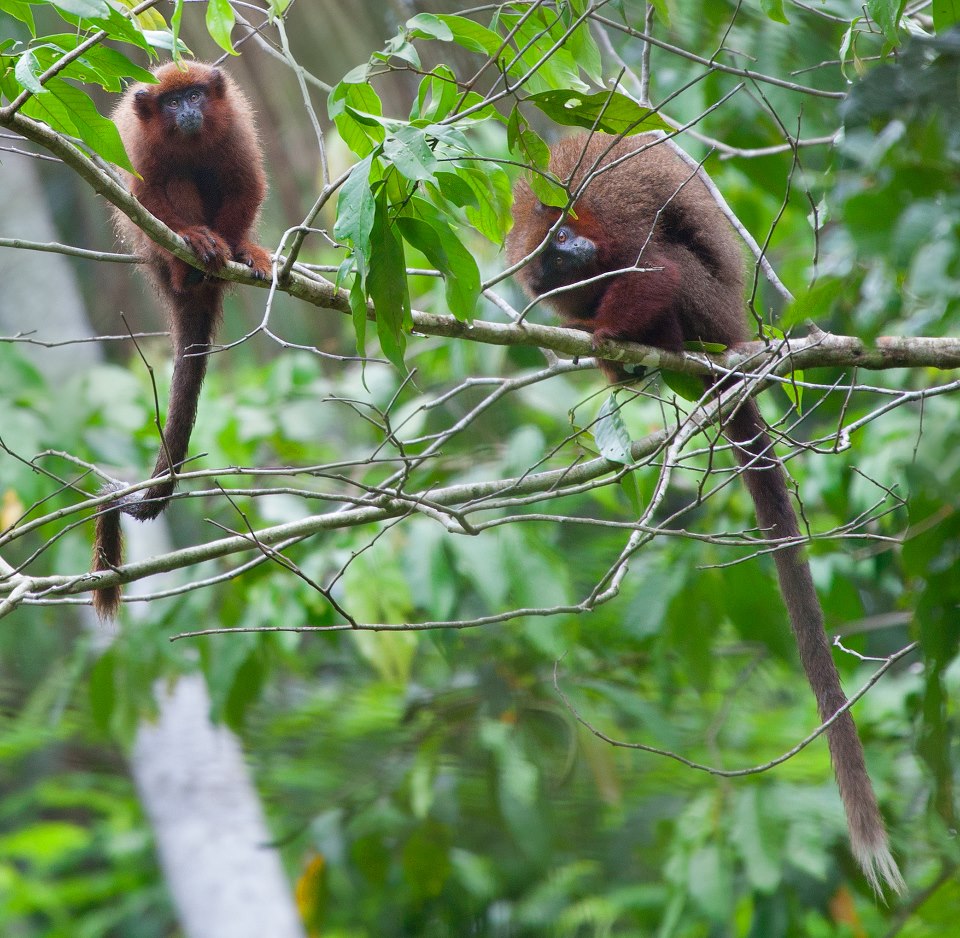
[56,2,154,50]
[501,10,589,94]
[434,13,503,55]
[866,0,905,44]
[14,50,45,94]
[120,0,168,31]
[933,0,960,30]
[377,34,420,69]
[0,0,37,34]
[141,28,189,54]
[348,273,369,356]
[0,822,91,865]
[525,89,671,136]
[224,651,266,729]
[593,394,633,464]
[446,88,506,125]
[397,211,480,320]
[619,471,643,513]
[528,173,569,209]
[406,12,454,41]
[732,790,782,892]
[329,79,384,156]
[401,821,452,899]
[564,19,603,85]
[661,369,703,402]
[760,0,790,24]
[341,62,371,84]
[431,170,478,210]
[480,722,547,856]
[507,107,550,168]
[368,191,411,372]
[205,0,237,54]
[383,125,438,182]
[722,561,793,659]
[686,844,734,918]
[89,649,117,733]
[333,154,376,254]
[411,65,459,122]
[648,0,670,24]
[781,277,844,329]
[23,76,133,170]
[780,369,804,411]
[40,38,157,86]
[460,164,512,242]
[20,43,120,93]
[51,0,109,17]
[682,339,727,354]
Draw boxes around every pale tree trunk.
[0,154,305,938]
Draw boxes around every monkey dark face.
[530,224,598,293]
[134,85,209,136]
[162,86,208,135]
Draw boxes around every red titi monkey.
[91,62,271,619]
[507,132,904,895]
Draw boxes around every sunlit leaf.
[205,0,237,55]
[50,0,109,17]
[0,0,36,33]
[112,0,167,30]
[406,12,453,41]
[24,76,133,170]
[593,394,633,464]
[333,154,376,253]
[434,13,502,55]
[14,49,45,94]
[411,65,458,122]
[525,89,671,136]
[329,79,384,156]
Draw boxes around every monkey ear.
[133,89,154,121]
[206,69,226,98]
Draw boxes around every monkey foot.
[232,241,272,280]
[179,225,231,270]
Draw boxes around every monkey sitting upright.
[506,132,904,895]
[91,62,271,619]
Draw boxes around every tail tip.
[92,487,125,620]
[855,839,905,899]
[92,585,121,620]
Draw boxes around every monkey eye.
[189,91,201,103]
[166,96,180,109]
[555,226,571,244]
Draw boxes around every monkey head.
[507,191,610,319]
[131,64,228,142]
[531,220,599,293]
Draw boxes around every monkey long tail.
[92,286,221,619]
[726,399,904,896]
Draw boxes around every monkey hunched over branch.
[506,132,904,895]
[91,62,271,619]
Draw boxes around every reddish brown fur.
[507,132,904,895]
[508,134,746,361]
[92,62,271,619]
